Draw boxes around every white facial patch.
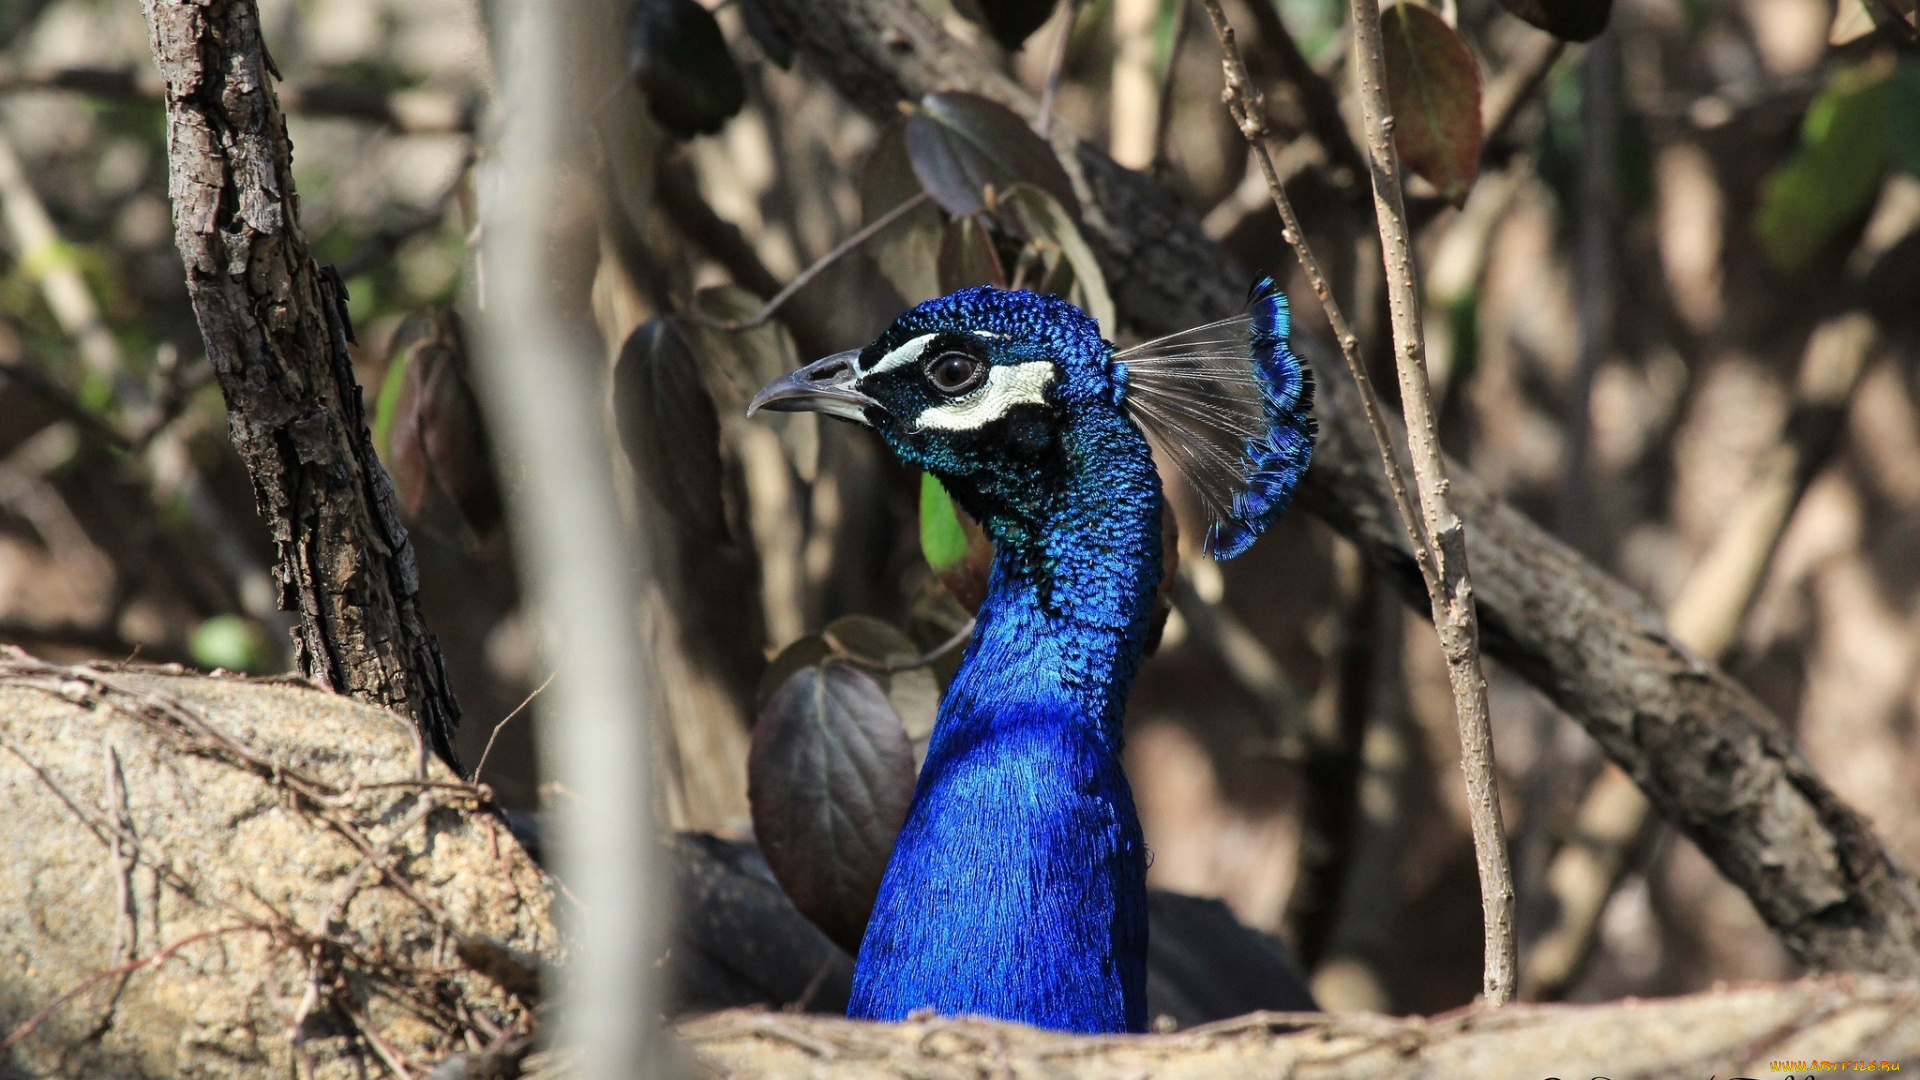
[913,361,1055,431]
[862,334,938,378]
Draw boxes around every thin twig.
[475,671,556,783]
[1553,36,1617,544]
[1341,0,1515,1003]
[825,617,977,674]
[1038,0,1084,139]
[1480,36,1566,152]
[2,925,262,1049]
[1197,2,1435,596]
[344,1002,420,1079]
[686,192,931,333]
[0,64,474,135]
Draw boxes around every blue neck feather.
[849,404,1161,1034]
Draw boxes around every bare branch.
[1340,0,1516,1004]
[0,63,475,134]
[688,192,931,333]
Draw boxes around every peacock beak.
[747,349,883,426]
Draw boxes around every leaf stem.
[825,617,977,673]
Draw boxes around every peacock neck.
[849,404,1161,1034]
[960,408,1164,743]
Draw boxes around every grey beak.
[747,349,882,426]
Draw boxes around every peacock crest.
[1110,276,1316,559]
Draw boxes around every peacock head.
[750,280,1316,560]
[748,287,1111,488]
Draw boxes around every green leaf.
[920,472,970,572]
[1755,59,1895,271]
[372,341,412,459]
[1381,3,1483,206]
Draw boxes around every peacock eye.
[925,352,986,396]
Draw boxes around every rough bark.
[751,0,1920,976]
[684,977,1920,1079]
[141,0,463,769]
[0,652,552,1079]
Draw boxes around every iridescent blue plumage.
[1214,277,1315,558]
[748,281,1313,1034]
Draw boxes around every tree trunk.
[141,0,463,769]
[749,0,1920,977]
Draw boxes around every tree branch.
[1520,311,1885,1000]
[1342,0,1515,1004]
[751,0,1920,979]
[140,0,463,768]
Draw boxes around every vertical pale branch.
[1197,1,1435,603]
[1111,0,1161,168]
[1344,0,1515,1004]
[475,0,664,1074]
[1201,0,1515,1003]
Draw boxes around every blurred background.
[0,0,1916,1020]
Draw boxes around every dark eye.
[925,352,986,396]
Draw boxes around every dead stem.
[1339,0,1516,1003]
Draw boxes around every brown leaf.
[952,0,1063,50]
[611,319,729,539]
[905,91,1080,220]
[749,661,917,954]
[991,182,1115,333]
[822,616,942,762]
[861,124,946,305]
[1382,3,1484,206]
[385,311,502,540]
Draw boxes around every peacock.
[747,278,1315,1034]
